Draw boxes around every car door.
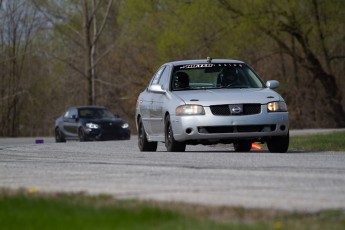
[63,108,79,137]
[150,65,171,137]
[139,66,166,136]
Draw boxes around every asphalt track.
[1,130,345,212]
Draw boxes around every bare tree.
[33,0,114,105]
[0,0,42,136]
[81,0,113,105]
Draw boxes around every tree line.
[0,0,344,137]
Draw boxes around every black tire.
[78,128,88,142]
[267,131,289,153]
[233,140,252,152]
[55,127,66,143]
[138,118,157,151]
[165,115,186,152]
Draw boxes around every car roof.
[165,58,245,66]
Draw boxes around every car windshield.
[79,108,115,119]
[171,63,265,91]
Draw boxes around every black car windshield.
[171,63,265,91]
[79,108,115,119]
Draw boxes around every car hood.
[81,117,126,125]
[173,88,283,106]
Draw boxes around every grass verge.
[289,131,345,152]
[1,188,345,230]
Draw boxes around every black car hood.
[81,117,125,125]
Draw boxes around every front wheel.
[267,132,289,153]
[165,116,186,152]
[78,128,88,142]
[233,140,252,152]
[138,118,157,151]
[55,127,66,143]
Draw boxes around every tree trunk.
[288,28,345,127]
[91,0,97,105]
[81,0,93,105]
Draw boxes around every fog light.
[186,128,193,134]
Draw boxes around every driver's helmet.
[219,68,238,86]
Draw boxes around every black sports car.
[55,106,131,142]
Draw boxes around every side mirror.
[72,114,79,121]
[149,84,166,94]
[266,80,279,89]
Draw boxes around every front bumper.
[83,127,131,140]
[170,106,288,142]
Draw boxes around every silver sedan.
[135,58,289,152]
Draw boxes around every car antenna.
[207,56,212,63]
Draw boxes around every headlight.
[121,123,129,129]
[267,101,287,112]
[176,105,205,115]
[86,123,100,129]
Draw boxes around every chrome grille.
[210,104,261,116]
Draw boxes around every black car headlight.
[176,105,205,115]
[267,101,287,112]
[86,123,100,129]
[121,123,129,129]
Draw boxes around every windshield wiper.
[220,85,249,89]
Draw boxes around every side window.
[63,110,70,118]
[148,66,165,88]
[71,109,78,118]
[64,108,78,118]
[158,65,171,90]
[65,108,78,118]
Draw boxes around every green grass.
[290,131,345,152]
[1,188,345,230]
